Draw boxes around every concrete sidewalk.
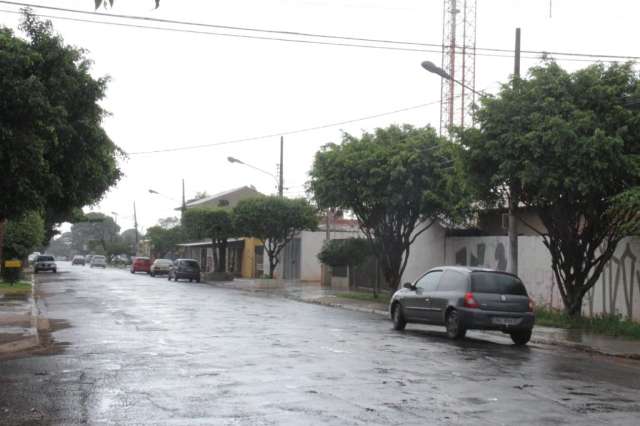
[205,278,640,360]
[0,277,47,357]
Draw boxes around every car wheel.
[189,278,193,282]
[196,277,201,283]
[392,303,407,331]
[150,272,155,277]
[510,329,532,346]
[445,310,466,339]
[130,270,134,274]
[168,275,171,281]
[53,269,57,273]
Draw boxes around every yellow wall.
[241,237,263,278]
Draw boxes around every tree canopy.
[145,225,183,259]
[0,12,122,265]
[459,61,640,316]
[3,212,44,260]
[309,125,467,290]
[70,212,120,255]
[234,197,318,278]
[182,208,235,273]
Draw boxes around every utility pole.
[181,179,186,213]
[133,201,139,256]
[508,28,521,276]
[278,136,284,197]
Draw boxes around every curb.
[0,274,46,356]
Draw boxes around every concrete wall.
[401,224,447,286]
[444,235,640,321]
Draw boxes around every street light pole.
[279,136,284,198]
[508,28,522,276]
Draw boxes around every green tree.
[0,13,122,266]
[309,125,466,290]
[459,61,640,317]
[145,225,184,259]
[234,197,318,278]
[71,213,120,254]
[317,238,371,268]
[182,209,235,272]
[3,212,44,260]
[19,13,123,242]
[120,228,142,255]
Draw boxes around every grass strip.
[535,307,640,339]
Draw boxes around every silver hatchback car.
[390,266,535,345]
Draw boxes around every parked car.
[90,255,107,268]
[150,259,173,277]
[168,259,201,282]
[130,257,151,274]
[389,266,535,345]
[71,255,85,266]
[34,255,57,274]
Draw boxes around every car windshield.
[470,272,527,296]
[37,256,54,262]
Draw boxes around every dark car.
[130,257,151,274]
[168,259,201,283]
[71,255,85,266]
[389,266,535,345]
[34,255,57,274]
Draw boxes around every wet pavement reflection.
[0,263,639,425]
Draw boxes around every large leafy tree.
[182,208,235,273]
[70,212,120,254]
[3,212,44,260]
[145,225,184,259]
[19,13,123,242]
[309,125,466,290]
[459,61,640,317]
[234,197,318,278]
[0,13,122,267]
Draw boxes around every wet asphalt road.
[1,263,640,425]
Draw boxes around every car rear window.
[470,272,527,296]
[94,256,105,260]
[182,260,199,268]
[37,256,54,262]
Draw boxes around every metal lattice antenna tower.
[439,0,477,135]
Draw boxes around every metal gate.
[282,238,301,280]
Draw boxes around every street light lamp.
[421,60,483,97]
[227,156,283,197]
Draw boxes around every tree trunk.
[268,255,277,279]
[0,218,5,278]
[565,288,585,317]
[217,240,228,273]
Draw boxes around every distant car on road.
[150,259,173,277]
[168,259,201,282]
[34,255,57,274]
[389,266,535,345]
[90,255,107,268]
[130,257,151,274]
[71,255,85,266]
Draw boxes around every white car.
[150,259,173,277]
[90,255,107,268]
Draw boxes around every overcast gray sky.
[1,0,639,234]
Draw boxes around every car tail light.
[463,292,479,309]
[528,298,535,312]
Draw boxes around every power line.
[126,100,444,155]
[1,0,639,62]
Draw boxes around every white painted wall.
[401,224,447,286]
[444,235,640,321]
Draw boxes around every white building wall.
[444,235,640,321]
[401,224,446,286]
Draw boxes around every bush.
[317,238,371,267]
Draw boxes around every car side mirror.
[403,282,414,290]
